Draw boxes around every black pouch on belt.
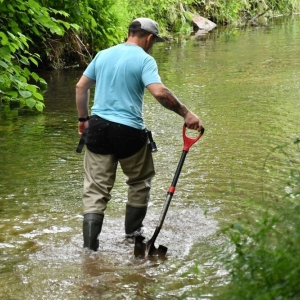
[76,116,157,158]
[76,129,87,153]
[76,116,109,154]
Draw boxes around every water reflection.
[1,16,300,299]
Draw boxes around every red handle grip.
[182,125,205,152]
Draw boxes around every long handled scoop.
[134,125,205,258]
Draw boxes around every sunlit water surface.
[0,16,299,299]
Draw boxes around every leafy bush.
[37,0,131,60]
[0,0,71,111]
[220,210,300,299]
[218,138,300,299]
[0,31,46,111]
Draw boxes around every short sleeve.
[83,53,101,80]
[142,56,162,87]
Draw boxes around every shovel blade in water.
[154,244,168,257]
[134,236,168,258]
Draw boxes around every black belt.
[76,125,157,154]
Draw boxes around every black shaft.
[149,150,188,247]
[139,126,205,257]
[171,150,187,187]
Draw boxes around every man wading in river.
[76,17,203,251]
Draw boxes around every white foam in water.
[29,206,217,263]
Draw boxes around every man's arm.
[76,75,96,134]
[147,83,203,131]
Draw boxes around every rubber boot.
[125,205,147,237]
[83,213,104,251]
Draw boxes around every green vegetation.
[1,0,299,111]
[216,138,300,299]
[196,0,300,25]
[36,0,129,64]
[0,0,70,111]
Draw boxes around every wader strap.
[76,129,87,153]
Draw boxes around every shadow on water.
[1,16,300,299]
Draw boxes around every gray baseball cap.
[129,17,165,42]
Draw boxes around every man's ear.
[146,33,154,43]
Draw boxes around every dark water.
[0,16,300,299]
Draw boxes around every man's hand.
[184,111,203,132]
[78,121,89,135]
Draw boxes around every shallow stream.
[0,16,299,299]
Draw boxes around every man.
[76,17,203,251]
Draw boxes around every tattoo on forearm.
[157,88,189,117]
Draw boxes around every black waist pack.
[76,116,148,159]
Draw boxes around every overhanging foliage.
[0,0,299,112]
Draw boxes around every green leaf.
[91,18,97,28]
[28,56,39,66]
[31,26,41,36]
[23,67,31,78]
[35,102,45,112]
[8,20,21,35]
[19,90,32,98]
[39,78,48,91]
[18,3,27,11]
[57,19,70,29]
[26,84,37,93]
[7,3,14,12]
[6,91,18,98]
[50,24,64,36]
[17,34,29,48]
[33,91,44,100]
[49,8,69,17]
[7,32,16,40]
[0,32,8,45]
[25,97,36,108]
[38,78,47,85]
[70,23,80,31]
[19,99,26,108]
[28,0,39,8]
[13,79,26,88]
[31,72,40,82]
[0,46,11,56]
[0,60,9,68]
[8,43,18,53]
[20,57,30,65]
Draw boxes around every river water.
[0,16,299,299]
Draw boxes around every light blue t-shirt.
[83,44,162,129]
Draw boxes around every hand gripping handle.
[182,125,205,152]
